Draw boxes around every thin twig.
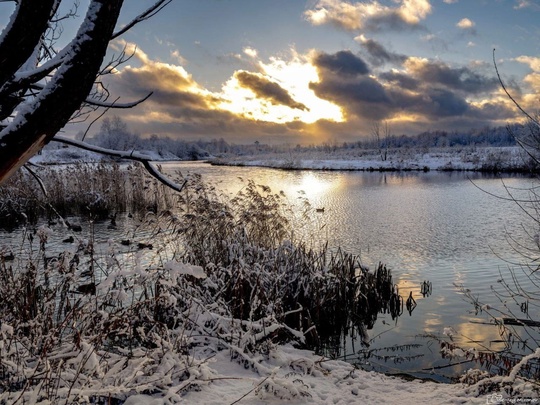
[229,375,270,405]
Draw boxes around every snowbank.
[30,144,182,164]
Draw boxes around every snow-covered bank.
[124,344,537,405]
[9,145,540,404]
[211,146,535,173]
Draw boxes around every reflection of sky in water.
[20,161,536,380]
[158,163,540,376]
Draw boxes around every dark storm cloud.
[357,37,407,66]
[311,50,393,120]
[234,71,309,111]
[379,71,420,90]
[105,58,315,143]
[406,59,499,94]
[104,44,517,143]
[309,50,501,122]
[311,76,389,105]
[113,64,213,109]
[465,101,517,121]
[403,88,469,117]
[313,50,370,76]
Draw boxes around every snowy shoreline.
[123,344,534,405]
[32,145,538,175]
[209,146,538,174]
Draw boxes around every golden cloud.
[305,0,431,30]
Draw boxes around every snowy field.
[32,144,534,174]
[210,146,533,173]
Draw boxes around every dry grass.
[0,163,175,229]
[0,169,404,403]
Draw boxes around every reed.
[0,163,175,229]
[0,169,403,403]
[165,175,403,351]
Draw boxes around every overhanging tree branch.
[53,135,187,192]
[112,0,172,39]
[0,0,173,189]
[0,0,125,185]
[84,92,153,109]
[0,0,56,85]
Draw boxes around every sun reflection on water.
[295,172,338,199]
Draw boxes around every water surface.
[161,162,540,380]
[3,161,538,381]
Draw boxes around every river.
[2,161,539,381]
[160,162,540,381]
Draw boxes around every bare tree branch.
[112,0,172,39]
[53,135,188,192]
[493,49,540,128]
[0,0,172,191]
[0,0,125,184]
[0,0,56,85]
[84,92,153,109]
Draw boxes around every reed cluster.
[0,171,403,403]
[165,176,403,350]
[0,163,175,229]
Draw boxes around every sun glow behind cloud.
[218,54,344,124]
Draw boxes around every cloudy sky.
[3,0,540,144]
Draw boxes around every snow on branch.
[0,0,126,184]
[53,135,187,192]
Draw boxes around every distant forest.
[79,116,522,160]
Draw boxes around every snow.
[122,345,486,405]
[29,145,106,164]
[30,144,532,178]
[163,260,207,279]
[29,144,175,165]
[211,146,531,172]
[10,145,540,404]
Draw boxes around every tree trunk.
[0,0,56,86]
[0,0,124,185]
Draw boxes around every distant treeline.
[77,116,522,160]
[348,125,517,150]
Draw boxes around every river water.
[2,161,539,381]
[160,162,540,381]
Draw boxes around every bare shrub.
[0,163,175,228]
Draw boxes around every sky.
[3,0,540,144]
